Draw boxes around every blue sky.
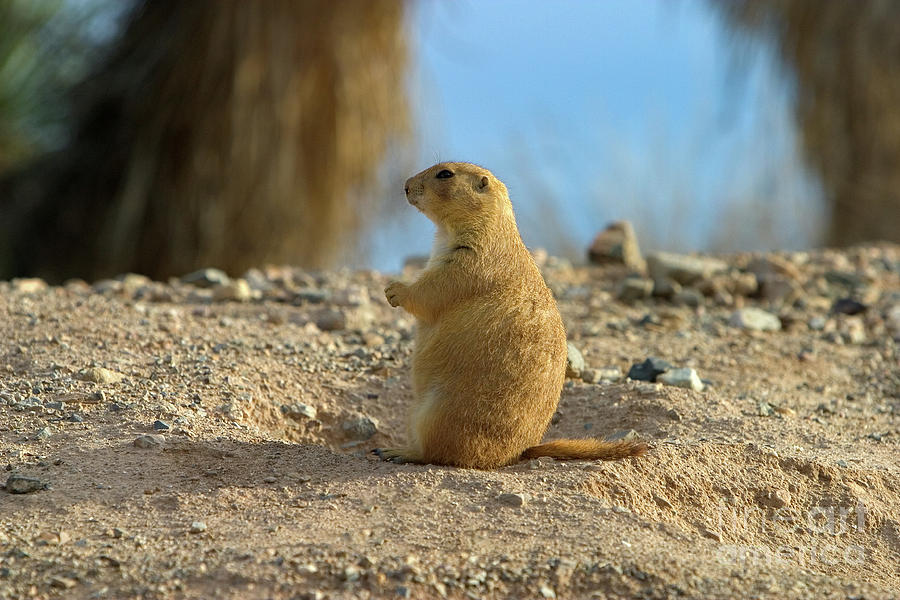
[370,0,824,271]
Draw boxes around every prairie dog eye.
[435,169,454,179]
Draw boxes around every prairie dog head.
[404,162,513,230]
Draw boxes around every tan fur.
[375,162,647,469]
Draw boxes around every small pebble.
[646,251,728,285]
[189,521,207,534]
[615,277,654,302]
[808,316,827,331]
[181,268,230,288]
[760,489,791,509]
[313,308,347,331]
[342,416,378,441]
[133,435,165,449]
[729,308,781,332]
[281,403,317,420]
[77,367,126,384]
[626,357,673,382]
[607,429,639,442]
[831,297,867,315]
[498,492,528,508]
[12,278,48,294]
[565,343,585,379]
[757,401,775,417]
[212,279,252,302]
[657,367,704,392]
[34,426,52,440]
[50,576,76,589]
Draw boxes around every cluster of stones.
[588,221,900,343]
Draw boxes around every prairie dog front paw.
[384,281,409,308]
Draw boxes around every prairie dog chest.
[425,226,456,269]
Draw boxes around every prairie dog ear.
[476,175,490,191]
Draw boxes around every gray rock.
[646,251,728,286]
[133,434,165,449]
[152,420,170,431]
[34,426,52,440]
[342,416,378,441]
[607,429,639,442]
[759,276,802,306]
[67,414,84,423]
[651,277,682,298]
[181,268,230,288]
[831,297,868,315]
[657,368,704,392]
[745,255,801,281]
[565,343,585,379]
[581,369,600,383]
[729,308,781,331]
[241,268,272,292]
[332,285,369,307]
[626,357,673,382]
[672,288,703,308]
[293,289,330,304]
[313,308,347,331]
[615,277,654,302]
[5,474,46,494]
[281,403,317,420]
[92,279,122,295]
[498,492,528,507]
[587,221,646,273]
[44,401,64,411]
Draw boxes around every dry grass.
[717,0,900,246]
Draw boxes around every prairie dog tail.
[521,438,647,461]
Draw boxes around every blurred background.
[1,0,898,282]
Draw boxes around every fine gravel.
[1,244,899,599]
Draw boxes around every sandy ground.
[1,244,898,600]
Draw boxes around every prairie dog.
[375,162,646,468]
